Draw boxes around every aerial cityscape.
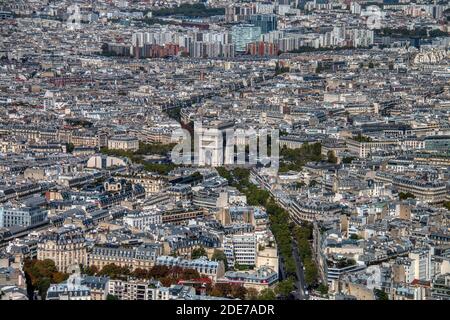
[0,0,449,303]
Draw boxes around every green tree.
[294,181,305,189]
[210,283,233,298]
[231,285,247,300]
[349,234,361,240]
[23,259,69,300]
[151,3,225,18]
[279,142,323,172]
[36,277,51,300]
[258,288,276,300]
[342,156,356,164]
[82,265,99,276]
[246,287,259,300]
[374,289,389,300]
[304,260,318,286]
[318,283,329,295]
[191,246,207,259]
[65,143,75,153]
[181,268,200,280]
[211,249,228,270]
[399,192,416,200]
[353,133,372,142]
[444,201,450,210]
[98,264,131,279]
[106,294,119,300]
[309,180,318,188]
[275,278,295,297]
[327,150,338,164]
[132,268,149,279]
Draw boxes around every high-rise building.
[248,14,278,34]
[409,249,432,281]
[231,24,262,52]
[247,41,279,56]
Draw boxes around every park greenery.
[352,133,373,142]
[444,201,450,210]
[84,263,201,287]
[64,118,93,128]
[150,4,225,18]
[142,18,174,26]
[377,27,448,38]
[191,246,207,259]
[216,167,270,207]
[374,288,389,300]
[279,142,323,172]
[100,141,177,175]
[342,156,357,164]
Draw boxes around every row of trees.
[265,199,297,277]
[209,278,295,300]
[23,259,70,300]
[215,167,324,297]
[377,27,448,38]
[216,167,270,207]
[216,167,298,278]
[83,263,202,287]
[293,224,319,287]
[84,262,277,300]
[101,142,175,158]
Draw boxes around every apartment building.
[37,228,88,273]
[223,233,257,267]
[155,256,225,282]
[89,243,162,271]
[107,136,139,152]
